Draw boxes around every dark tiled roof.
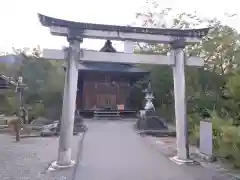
[0,75,17,89]
[38,14,209,38]
[99,40,117,52]
[77,61,148,74]
[0,74,26,90]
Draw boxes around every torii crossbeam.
[38,13,209,169]
[43,48,204,66]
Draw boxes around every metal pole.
[57,39,81,166]
[171,39,190,162]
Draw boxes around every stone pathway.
[74,120,233,180]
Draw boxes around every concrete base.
[170,156,198,165]
[47,160,75,171]
[196,149,216,162]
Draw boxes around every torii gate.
[38,14,209,169]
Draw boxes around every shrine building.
[76,40,149,116]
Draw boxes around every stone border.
[195,149,217,162]
[170,156,199,165]
[48,160,76,171]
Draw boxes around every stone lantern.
[143,81,155,112]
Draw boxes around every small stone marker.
[200,119,212,156]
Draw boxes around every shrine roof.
[77,61,149,74]
[0,74,17,89]
[0,74,27,90]
[77,40,148,74]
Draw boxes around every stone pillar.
[124,40,134,53]
[55,34,82,168]
[171,39,191,163]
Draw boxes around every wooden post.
[8,115,21,142]
[14,120,20,142]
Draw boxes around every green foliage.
[0,91,18,114]
[135,0,240,168]
[0,63,19,115]
[0,52,65,120]
[189,124,200,146]
[21,58,65,120]
[210,112,240,168]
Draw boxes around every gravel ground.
[0,134,82,180]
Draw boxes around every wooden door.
[97,94,116,108]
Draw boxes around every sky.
[0,0,240,53]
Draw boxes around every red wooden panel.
[82,73,131,109]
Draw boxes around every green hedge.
[189,111,240,168]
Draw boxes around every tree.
[135,0,240,120]
[135,1,240,166]
[19,57,65,120]
[0,47,65,120]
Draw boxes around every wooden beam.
[49,26,202,44]
[42,49,204,66]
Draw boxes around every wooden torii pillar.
[38,13,209,169]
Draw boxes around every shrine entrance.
[38,13,209,168]
[96,94,116,108]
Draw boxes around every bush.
[211,111,231,150]
[189,124,200,147]
[215,125,240,168]
[211,112,240,168]
[188,111,240,168]
[188,113,201,146]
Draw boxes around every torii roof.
[38,14,209,38]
